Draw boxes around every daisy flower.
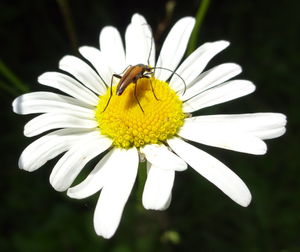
[13,13,287,239]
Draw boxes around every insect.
[102,27,186,113]
[103,64,157,113]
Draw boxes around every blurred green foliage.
[1,0,299,251]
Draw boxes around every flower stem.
[0,79,20,96]
[187,0,211,55]
[0,59,29,94]
[136,161,147,210]
[56,0,78,54]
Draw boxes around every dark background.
[1,0,299,251]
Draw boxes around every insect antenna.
[141,23,186,95]
[142,23,155,67]
[153,66,187,95]
[142,23,159,102]
[182,81,227,103]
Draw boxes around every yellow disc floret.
[95,77,185,148]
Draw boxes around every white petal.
[124,24,136,66]
[184,113,287,140]
[38,72,99,105]
[50,135,112,192]
[255,127,286,140]
[93,148,139,239]
[19,129,98,172]
[59,55,106,95]
[179,120,267,155]
[183,80,255,113]
[142,162,174,210]
[181,63,242,100]
[168,137,251,207]
[12,91,95,116]
[155,17,195,81]
[100,26,126,73]
[141,144,187,171]
[131,14,155,67]
[79,46,112,86]
[24,112,98,137]
[125,14,154,66]
[170,41,230,92]
[67,148,116,199]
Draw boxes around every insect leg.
[149,78,159,100]
[144,75,159,100]
[102,74,121,112]
[134,81,144,113]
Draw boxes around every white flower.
[12,13,287,239]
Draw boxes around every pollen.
[95,77,185,148]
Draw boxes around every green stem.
[56,0,78,54]
[0,79,20,96]
[0,60,29,93]
[187,0,211,55]
[136,161,147,211]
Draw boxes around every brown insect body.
[116,64,152,96]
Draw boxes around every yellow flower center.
[95,77,185,148]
